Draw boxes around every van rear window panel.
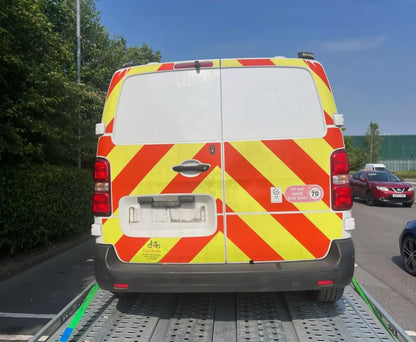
[112,66,325,145]
[221,67,325,140]
[113,69,222,144]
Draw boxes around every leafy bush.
[0,165,93,255]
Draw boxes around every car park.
[350,170,414,207]
[399,220,416,276]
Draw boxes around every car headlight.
[376,186,389,191]
[409,186,414,192]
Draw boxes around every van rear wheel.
[310,287,344,302]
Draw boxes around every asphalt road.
[351,199,416,338]
[0,200,415,341]
[0,238,95,341]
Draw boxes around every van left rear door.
[100,61,226,264]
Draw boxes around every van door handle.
[172,164,210,173]
[172,159,210,174]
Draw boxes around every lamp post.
[77,0,81,168]
[77,0,80,85]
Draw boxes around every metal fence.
[379,160,416,172]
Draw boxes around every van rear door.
[105,61,227,264]
[220,59,344,263]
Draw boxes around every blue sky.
[95,0,416,136]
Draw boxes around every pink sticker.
[285,185,324,203]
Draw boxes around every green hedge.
[0,165,93,255]
[394,170,416,179]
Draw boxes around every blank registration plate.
[392,194,406,198]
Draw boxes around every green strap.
[351,278,397,341]
[59,283,99,342]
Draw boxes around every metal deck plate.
[162,293,215,342]
[236,293,288,342]
[284,286,393,341]
[47,285,395,342]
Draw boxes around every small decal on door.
[270,187,283,203]
[141,240,162,261]
[285,185,324,203]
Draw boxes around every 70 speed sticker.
[270,185,324,203]
[285,185,324,203]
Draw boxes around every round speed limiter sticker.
[309,186,323,201]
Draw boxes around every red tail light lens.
[333,185,352,210]
[331,149,352,211]
[331,150,349,174]
[93,193,111,216]
[93,158,111,216]
[94,159,110,181]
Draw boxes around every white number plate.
[392,194,406,198]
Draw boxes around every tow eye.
[172,159,210,177]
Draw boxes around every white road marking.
[0,334,47,341]
[406,330,416,337]
[0,312,55,319]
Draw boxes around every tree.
[0,0,74,165]
[123,44,161,66]
[344,136,365,171]
[364,122,384,163]
[0,0,161,167]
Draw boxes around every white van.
[92,53,355,302]
[365,163,387,171]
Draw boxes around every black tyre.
[401,235,416,276]
[403,202,413,208]
[310,287,344,303]
[366,191,375,206]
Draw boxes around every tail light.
[331,149,352,211]
[93,158,111,216]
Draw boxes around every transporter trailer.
[31,280,413,342]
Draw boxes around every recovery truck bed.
[31,281,413,342]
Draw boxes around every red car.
[350,170,414,207]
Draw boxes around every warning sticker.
[285,185,324,203]
[270,187,283,203]
[141,240,162,261]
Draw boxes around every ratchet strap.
[59,282,99,342]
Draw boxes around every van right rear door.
[219,58,345,263]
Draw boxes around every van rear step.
[32,283,412,342]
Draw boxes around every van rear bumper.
[95,238,355,293]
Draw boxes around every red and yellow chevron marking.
[223,131,343,261]
[100,142,225,263]
[99,136,343,263]
[97,57,345,265]
[225,139,332,212]
[102,212,226,263]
